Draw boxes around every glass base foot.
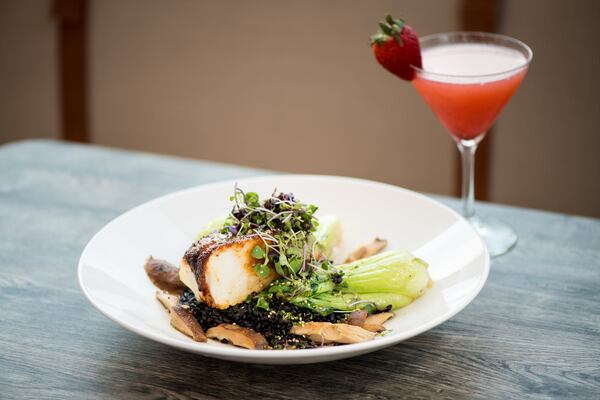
[469,216,517,258]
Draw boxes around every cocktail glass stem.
[457,138,480,219]
[456,136,517,258]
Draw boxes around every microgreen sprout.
[251,245,265,259]
[217,185,351,312]
[223,187,329,280]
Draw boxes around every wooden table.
[1,140,598,399]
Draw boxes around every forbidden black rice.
[179,289,347,349]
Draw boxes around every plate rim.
[78,174,490,362]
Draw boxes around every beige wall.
[0,0,59,142]
[493,0,600,217]
[1,0,598,218]
[89,0,459,196]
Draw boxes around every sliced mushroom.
[144,256,186,294]
[345,238,388,263]
[362,312,394,332]
[291,322,376,344]
[346,309,368,327]
[206,324,268,350]
[170,304,207,342]
[156,290,179,311]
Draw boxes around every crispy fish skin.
[179,232,277,309]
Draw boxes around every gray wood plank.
[0,140,599,400]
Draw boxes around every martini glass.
[412,32,532,257]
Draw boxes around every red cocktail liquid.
[413,69,527,140]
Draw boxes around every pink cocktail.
[412,33,532,257]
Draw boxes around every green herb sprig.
[222,186,334,280]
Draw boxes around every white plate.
[78,175,489,364]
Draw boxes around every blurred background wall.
[1,0,599,218]
[0,0,59,142]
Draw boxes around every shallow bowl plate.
[78,175,489,364]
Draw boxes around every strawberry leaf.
[379,22,393,36]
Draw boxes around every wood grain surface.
[0,140,598,400]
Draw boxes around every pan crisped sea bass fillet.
[179,232,277,309]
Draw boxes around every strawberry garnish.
[370,14,422,81]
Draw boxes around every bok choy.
[269,250,431,315]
